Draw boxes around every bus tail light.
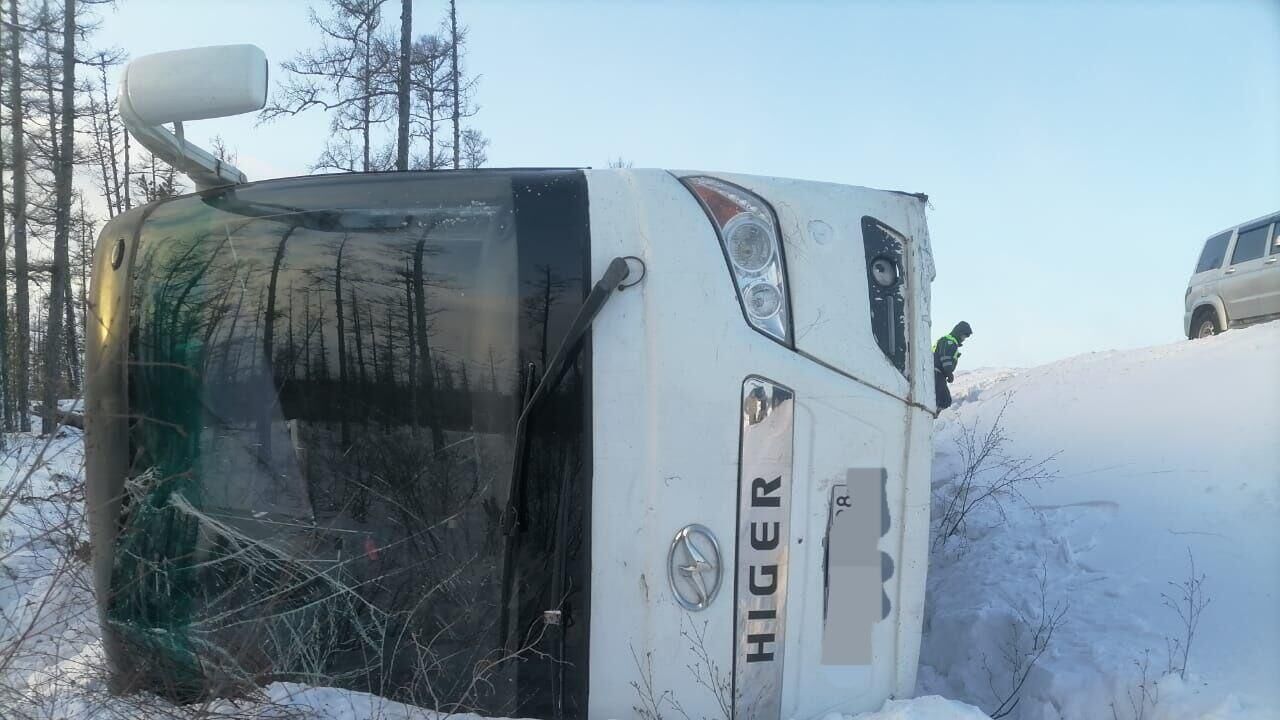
[681,176,793,347]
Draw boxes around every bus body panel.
[585,169,931,718]
[674,171,936,406]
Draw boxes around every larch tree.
[8,0,31,431]
[260,0,397,173]
[394,0,410,171]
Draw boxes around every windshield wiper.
[496,256,642,667]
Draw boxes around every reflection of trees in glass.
[115,224,251,698]
[259,225,298,455]
[522,264,569,372]
[333,236,352,447]
[112,177,592,715]
[412,233,445,450]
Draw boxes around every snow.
[921,322,1280,719]
[830,696,992,719]
[1,323,1276,719]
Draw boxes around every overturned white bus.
[84,45,938,719]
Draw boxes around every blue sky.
[96,0,1280,368]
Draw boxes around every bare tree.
[395,0,410,171]
[448,0,460,169]
[83,51,128,217]
[261,0,396,173]
[131,150,183,203]
[459,127,487,169]
[0,16,10,432]
[407,31,451,170]
[38,0,77,432]
[442,0,487,169]
[9,0,31,432]
[209,133,238,166]
[69,196,92,390]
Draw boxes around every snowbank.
[921,323,1279,719]
[832,696,992,719]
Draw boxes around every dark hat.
[953,321,972,337]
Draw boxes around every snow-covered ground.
[921,322,1279,719]
[1,323,1276,719]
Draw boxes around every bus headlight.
[681,175,792,347]
[725,216,774,273]
[744,282,783,319]
[870,256,899,288]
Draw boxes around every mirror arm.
[118,72,248,192]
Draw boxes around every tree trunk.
[302,290,312,383]
[450,0,461,170]
[99,64,123,215]
[351,288,367,394]
[63,274,77,393]
[379,308,392,433]
[42,0,76,433]
[315,299,328,381]
[404,266,416,425]
[413,237,443,448]
[122,122,132,210]
[361,23,371,172]
[334,238,350,446]
[0,20,9,432]
[286,282,296,380]
[539,266,553,371]
[396,0,411,171]
[258,226,295,455]
[365,302,377,387]
[9,0,30,432]
[261,227,293,377]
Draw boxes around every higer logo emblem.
[668,524,722,611]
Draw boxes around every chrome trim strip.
[733,376,795,720]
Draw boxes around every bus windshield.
[109,171,592,716]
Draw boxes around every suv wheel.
[1194,310,1219,339]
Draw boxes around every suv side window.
[1196,232,1231,273]
[1271,222,1280,255]
[1231,224,1269,264]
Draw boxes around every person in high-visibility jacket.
[934,321,972,410]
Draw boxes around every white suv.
[1185,211,1280,338]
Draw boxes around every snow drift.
[921,322,1279,719]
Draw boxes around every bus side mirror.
[122,44,268,125]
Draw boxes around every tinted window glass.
[1195,232,1230,273]
[112,172,591,717]
[1271,223,1280,254]
[1231,225,1268,264]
